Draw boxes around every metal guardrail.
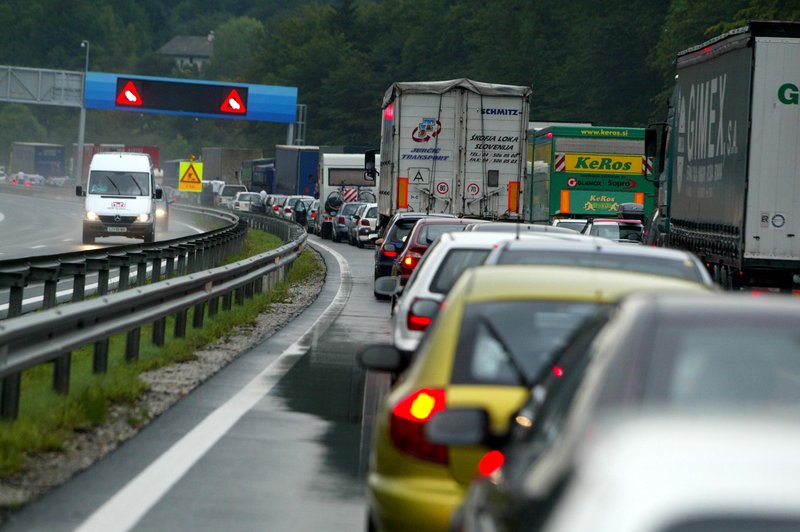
[0,204,244,319]
[0,209,308,420]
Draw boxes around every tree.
[0,104,48,168]
[206,17,266,82]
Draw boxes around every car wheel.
[357,239,364,249]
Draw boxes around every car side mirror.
[357,344,407,373]
[426,408,491,446]
[155,188,163,199]
[374,276,401,296]
[75,185,84,197]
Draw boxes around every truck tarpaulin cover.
[382,78,532,109]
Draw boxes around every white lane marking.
[30,245,47,249]
[76,241,349,532]
[0,212,5,223]
[63,238,73,242]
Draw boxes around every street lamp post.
[76,40,89,185]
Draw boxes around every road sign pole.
[76,40,90,184]
[286,123,295,146]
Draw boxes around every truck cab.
[76,152,161,244]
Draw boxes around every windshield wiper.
[106,177,121,195]
[478,315,531,387]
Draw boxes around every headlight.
[156,208,166,217]
[85,211,99,221]
[137,213,151,223]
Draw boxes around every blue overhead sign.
[84,72,297,123]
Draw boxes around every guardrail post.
[86,254,110,296]
[235,286,245,306]
[109,253,131,292]
[145,248,163,283]
[0,373,20,421]
[152,317,166,346]
[176,245,189,277]
[60,259,87,303]
[0,267,29,318]
[127,252,147,287]
[208,295,219,316]
[93,339,109,373]
[185,243,198,274]
[192,302,205,329]
[29,261,61,309]
[164,247,178,279]
[223,291,233,311]
[174,309,187,338]
[53,352,71,394]
[125,328,141,362]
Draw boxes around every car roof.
[452,265,709,304]
[495,238,698,259]
[622,291,800,320]
[590,218,642,224]
[543,412,800,532]
[466,222,578,234]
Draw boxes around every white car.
[383,231,545,355]
[551,218,588,232]
[217,184,247,208]
[355,203,379,248]
[232,191,262,212]
[543,412,800,532]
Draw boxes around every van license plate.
[368,233,378,239]
[107,227,127,233]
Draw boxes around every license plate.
[368,233,378,239]
[107,226,127,233]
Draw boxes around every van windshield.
[88,171,150,196]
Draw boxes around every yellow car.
[358,265,713,531]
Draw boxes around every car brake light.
[311,212,317,219]
[390,388,447,464]
[338,216,345,224]
[478,450,505,477]
[382,247,397,258]
[234,202,240,207]
[25,181,31,187]
[361,219,370,226]
[285,207,292,213]
[552,365,564,378]
[402,250,423,269]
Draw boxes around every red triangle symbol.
[116,80,143,106]
[220,89,246,114]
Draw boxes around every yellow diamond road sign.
[179,161,203,192]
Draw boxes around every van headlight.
[137,213,151,223]
[85,211,99,221]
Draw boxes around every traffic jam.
[2,17,800,532]
[297,28,799,531]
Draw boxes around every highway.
[1,233,392,531]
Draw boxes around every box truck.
[369,78,531,228]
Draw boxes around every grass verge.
[0,231,322,476]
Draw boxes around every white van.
[317,153,379,239]
[76,152,161,244]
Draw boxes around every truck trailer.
[371,78,531,227]
[201,147,263,183]
[658,20,800,290]
[528,126,655,223]
[10,142,65,177]
[273,145,319,196]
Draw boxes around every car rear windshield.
[221,186,246,197]
[590,223,642,240]
[646,322,800,409]
[451,300,602,385]
[341,203,363,216]
[417,223,468,244]
[366,207,377,218]
[387,219,419,245]
[430,249,492,294]
[556,220,587,232]
[494,250,705,283]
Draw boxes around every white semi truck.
[367,78,532,228]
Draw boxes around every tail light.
[381,247,397,258]
[234,202,240,208]
[338,216,345,225]
[311,212,317,219]
[390,388,447,464]
[402,250,423,270]
[407,306,432,332]
[361,219,370,226]
[273,205,280,211]
[284,207,292,214]
[25,181,31,187]
[477,450,505,477]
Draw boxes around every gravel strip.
[0,249,326,515]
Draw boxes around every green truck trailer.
[527,126,655,223]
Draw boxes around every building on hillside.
[157,32,214,70]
